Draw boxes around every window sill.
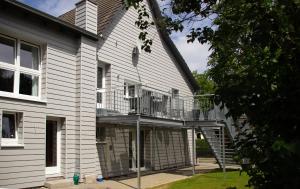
[0,92,47,104]
[1,143,24,148]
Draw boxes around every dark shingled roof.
[59,0,124,35]
[59,0,200,92]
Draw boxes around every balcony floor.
[96,114,219,129]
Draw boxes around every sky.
[18,0,211,73]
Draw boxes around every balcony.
[96,85,218,122]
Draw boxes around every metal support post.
[222,126,226,173]
[113,91,116,111]
[192,126,195,175]
[137,115,141,189]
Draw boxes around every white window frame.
[97,64,105,90]
[124,81,139,99]
[1,112,19,146]
[0,33,41,101]
[97,64,105,108]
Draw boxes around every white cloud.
[171,33,211,73]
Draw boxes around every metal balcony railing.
[96,85,220,121]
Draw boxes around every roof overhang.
[0,0,98,41]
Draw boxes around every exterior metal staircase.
[199,104,239,169]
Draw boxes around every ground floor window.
[96,126,106,142]
[1,111,23,146]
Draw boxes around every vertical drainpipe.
[137,115,141,189]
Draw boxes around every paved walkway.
[53,160,240,189]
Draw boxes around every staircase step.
[45,179,73,189]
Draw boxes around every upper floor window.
[171,88,179,98]
[0,36,15,65]
[20,43,39,70]
[0,34,40,100]
[97,66,103,89]
[124,82,137,98]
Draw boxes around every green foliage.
[193,71,215,94]
[208,1,300,188]
[196,138,214,157]
[193,71,215,117]
[125,0,154,52]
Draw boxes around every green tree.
[192,71,215,94]
[126,0,300,188]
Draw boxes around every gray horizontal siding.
[0,8,81,188]
[152,129,190,170]
[0,99,46,188]
[77,36,99,176]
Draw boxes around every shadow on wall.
[97,126,191,177]
[153,129,191,170]
[96,126,130,177]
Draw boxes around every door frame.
[129,129,146,171]
[97,63,106,109]
[45,117,61,177]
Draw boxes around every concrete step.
[45,179,73,189]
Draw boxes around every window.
[96,127,106,142]
[2,113,16,139]
[97,92,102,104]
[124,82,137,98]
[1,112,23,146]
[0,68,14,92]
[0,34,41,100]
[20,43,39,70]
[171,88,179,98]
[128,85,135,98]
[0,36,15,65]
[19,73,39,96]
[97,67,103,89]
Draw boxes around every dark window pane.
[0,68,14,92]
[97,67,103,88]
[124,83,126,96]
[96,127,106,142]
[2,114,16,138]
[97,92,102,103]
[172,88,179,98]
[129,85,135,97]
[20,43,39,70]
[19,73,38,96]
[0,36,15,64]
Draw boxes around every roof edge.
[75,0,98,6]
[2,0,98,41]
[147,0,200,92]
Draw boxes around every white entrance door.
[45,119,61,176]
[97,64,105,109]
[129,130,145,171]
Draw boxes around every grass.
[152,171,251,189]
